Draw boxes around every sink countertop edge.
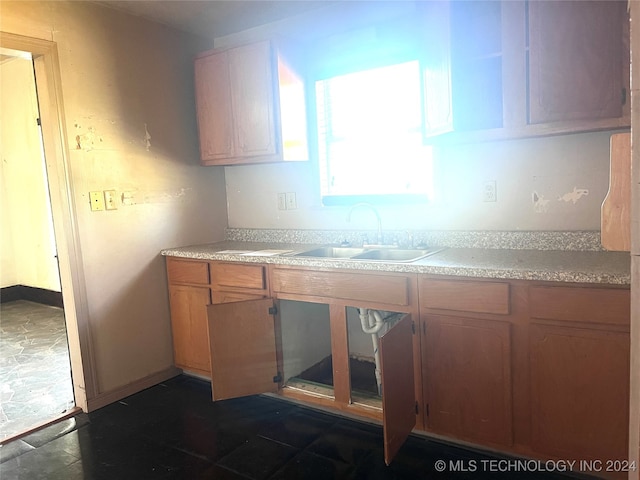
[160,242,631,285]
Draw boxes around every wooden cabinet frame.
[166,258,269,376]
[419,275,515,448]
[418,274,631,473]
[527,282,631,468]
[529,322,630,460]
[166,256,631,472]
[423,0,630,143]
[206,265,420,465]
[194,40,309,166]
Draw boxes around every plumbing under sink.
[292,246,444,263]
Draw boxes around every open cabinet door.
[379,314,415,465]
[207,298,279,401]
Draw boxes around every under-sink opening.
[280,300,334,398]
[287,354,380,404]
[347,306,404,410]
[279,300,402,411]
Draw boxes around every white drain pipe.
[358,308,385,396]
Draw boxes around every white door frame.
[1,31,96,411]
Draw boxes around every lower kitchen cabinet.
[166,258,268,376]
[168,284,211,375]
[423,314,513,447]
[419,277,514,447]
[166,257,212,376]
[418,275,631,472]
[529,323,629,461]
[528,284,631,464]
[165,256,631,470]
[208,292,416,464]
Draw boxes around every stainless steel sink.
[351,248,441,262]
[292,246,366,258]
[291,246,444,263]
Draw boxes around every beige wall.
[216,1,617,232]
[0,2,227,398]
[0,56,61,291]
[225,130,616,231]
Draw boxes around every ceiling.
[94,0,339,39]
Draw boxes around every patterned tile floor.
[0,376,581,480]
[0,300,74,441]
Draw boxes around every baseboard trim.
[1,285,63,308]
[0,407,83,446]
[86,366,181,412]
[0,285,22,303]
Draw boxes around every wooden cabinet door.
[168,285,211,376]
[207,298,279,401]
[422,1,504,137]
[423,314,513,447]
[379,314,416,465]
[530,323,629,460]
[194,51,234,162]
[228,41,278,158]
[422,0,454,137]
[528,1,625,124]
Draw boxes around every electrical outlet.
[483,180,497,202]
[89,191,105,211]
[277,193,287,211]
[285,192,297,210]
[104,190,118,210]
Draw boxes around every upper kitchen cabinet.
[528,1,627,126]
[422,0,630,142]
[194,40,309,166]
[422,0,504,136]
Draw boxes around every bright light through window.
[316,60,432,205]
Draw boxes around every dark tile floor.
[0,375,585,479]
[0,300,75,441]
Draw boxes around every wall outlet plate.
[89,191,105,211]
[286,192,297,210]
[483,181,497,202]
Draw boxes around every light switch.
[89,191,105,211]
[286,192,297,210]
[104,190,118,210]
[277,193,286,211]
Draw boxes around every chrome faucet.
[346,202,383,246]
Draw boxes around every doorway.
[0,52,75,441]
[0,31,92,442]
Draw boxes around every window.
[315,60,433,206]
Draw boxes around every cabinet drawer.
[529,286,630,326]
[272,268,409,306]
[166,258,210,285]
[420,278,510,315]
[210,263,266,290]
